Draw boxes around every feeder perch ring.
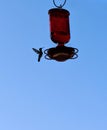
[44,46,78,62]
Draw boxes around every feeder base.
[44,46,78,62]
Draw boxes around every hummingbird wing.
[32,48,40,54]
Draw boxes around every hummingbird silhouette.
[32,48,43,62]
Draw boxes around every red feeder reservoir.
[48,8,70,44]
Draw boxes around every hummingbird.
[32,48,43,62]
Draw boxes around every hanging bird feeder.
[32,0,78,62]
[44,0,78,62]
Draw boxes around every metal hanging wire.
[53,0,66,8]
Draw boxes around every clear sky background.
[0,0,107,130]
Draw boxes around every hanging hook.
[53,0,66,8]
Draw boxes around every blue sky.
[0,0,107,130]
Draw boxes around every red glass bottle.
[48,8,70,44]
